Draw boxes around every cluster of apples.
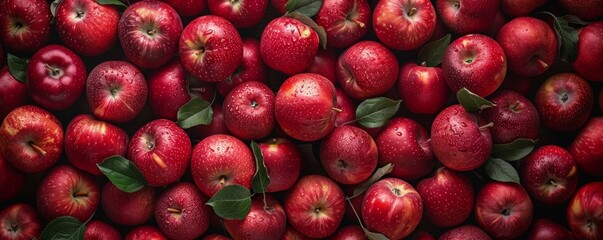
[0,0,602,239]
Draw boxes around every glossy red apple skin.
[258,138,302,192]
[216,38,269,96]
[147,58,191,121]
[188,103,230,140]
[431,104,492,171]
[572,21,603,82]
[191,134,255,197]
[119,0,183,69]
[270,0,287,14]
[0,0,50,54]
[179,15,243,82]
[36,165,100,222]
[128,119,192,186]
[521,145,578,206]
[527,218,574,240]
[223,81,275,140]
[208,0,268,28]
[442,34,507,97]
[316,0,371,49]
[160,0,206,17]
[0,203,41,240]
[84,220,122,240]
[305,48,338,85]
[417,167,474,227]
[275,73,338,142]
[0,152,25,201]
[86,61,148,123]
[125,226,168,240]
[0,105,63,173]
[567,181,603,240]
[439,225,492,240]
[373,0,436,50]
[496,17,557,77]
[535,72,593,132]
[337,40,399,100]
[331,225,367,240]
[569,117,603,177]
[319,125,378,184]
[334,88,356,127]
[377,117,434,180]
[436,0,499,34]
[224,194,287,240]
[0,67,28,120]
[101,182,157,225]
[475,182,533,240]
[27,44,87,110]
[500,0,548,17]
[558,0,603,20]
[398,63,449,115]
[65,114,128,175]
[155,182,211,240]
[55,0,120,56]
[482,90,540,143]
[285,175,346,238]
[260,16,319,75]
[362,178,423,239]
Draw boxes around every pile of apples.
[0,0,602,239]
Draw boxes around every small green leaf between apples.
[456,88,496,112]
[285,0,322,18]
[206,184,252,220]
[7,54,28,83]
[492,138,537,161]
[362,227,389,240]
[417,34,451,67]
[288,11,327,49]
[96,0,127,8]
[176,98,213,129]
[251,141,270,194]
[561,15,590,26]
[484,158,520,184]
[351,163,394,198]
[97,155,146,193]
[355,97,401,128]
[39,216,85,240]
[541,12,579,63]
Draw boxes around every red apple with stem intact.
[208,0,269,28]
[569,117,603,177]
[216,38,269,96]
[572,21,603,82]
[125,226,167,240]
[373,0,436,51]
[397,62,449,115]
[439,225,492,240]
[84,220,121,240]
[101,183,157,226]
[482,90,540,144]
[0,0,50,54]
[527,218,574,240]
[0,203,41,240]
[567,181,603,240]
[155,182,211,240]
[316,0,371,49]
[223,81,275,140]
[224,194,287,240]
[436,0,499,35]
[258,138,302,193]
[55,0,120,56]
[159,0,206,17]
[0,66,28,120]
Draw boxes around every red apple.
[224,194,287,240]
[159,0,206,17]
[410,231,435,240]
[86,60,148,123]
[501,0,548,17]
[0,203,41,240]
[275,73,338,142]
[101,182,157,225]
[337,40,399,100]
[0,105,63,173]
[216,38,269,96]
[558,0,603,20]
[125,226,167,240]
[84,220,121,240]
[190,134,255,197]
[535,72,593,132]
[0,152,25,201]
[0,0,50,54]
[496,17,557,77]
[119,0,183,68]
[398,62,449,115]
[305,48,339,86]
[439,225,492,240]
[179,15,243,82]
[147,58,191,121]
[475,182,533,240]
[572,21,603,82]
[188,103,230,140]
[208,0,269,28]
[431,104,492,171]
[442,34,507,97]
[285,175,345,238]
[128,119,192,186]
[484,9,507,39]
[436,0,499,34]
[373,0,436,50]
[527,218,574,240]
[0,66,28,120]
[567,181,603,240]
[36,165,100,222]
[55,0,120,56]
[270,0,287,14]
[569,117,603,177]
[155,182,211,240]
[258,138,302,192]
[331,225,367,240]
[334,88,356,127]
[362,178,423,239]
[416,167,474,227]
[223,81,275,140]
[316,0,371,49]
[26,44,87,110]
[482,90,540,143]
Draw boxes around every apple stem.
[167,207,182,214]
[421,61,427,67]
[479,122,494,129]
[332,107,343,113]
[44,64,61,77]
[536,57,549,69]
[407,7,417,17]
[29,142,47,156]
[219,176,227,185]
[73,191,89,198]
[351,19,365,28]
[345,197,367,229]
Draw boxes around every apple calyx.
[501,208,511,216]
[44,64,62,78]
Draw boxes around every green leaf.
[96,0,127,7]
[7,54,28,83]
[561,15,590,26]
[350,163,394,198]
[97,156,146,193]
[417,34,451,67]
[251,141,270,194]
[456,88,496,112]
[288,11,327,49]
[176,98,213,129]
[542,12,579,63]
[39,216,85,240]
[484,158,520,184]
[363,227,389,240]
[355,97,401,128]
[285,0,323,18]
[206,185,252,220]
[492,138,537,161]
